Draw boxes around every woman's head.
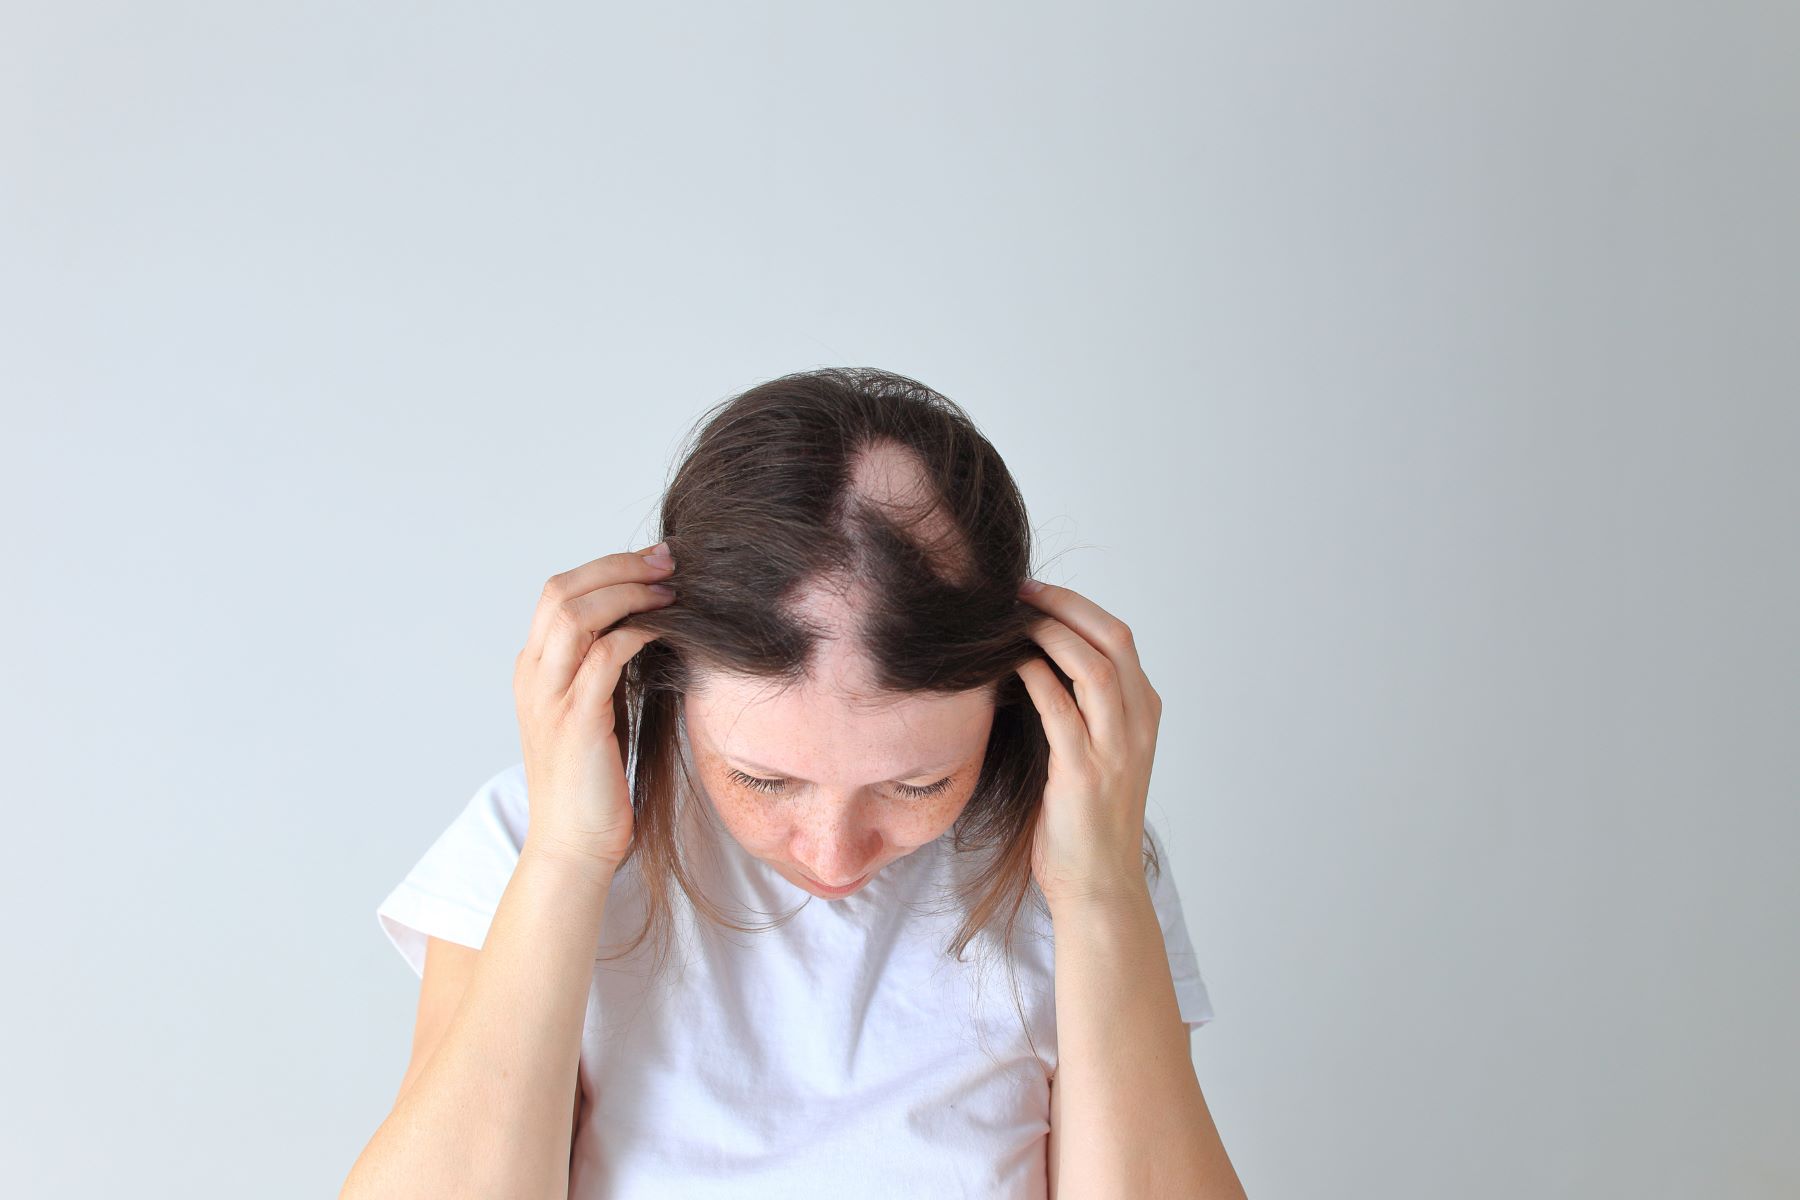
[610,367,1058,970]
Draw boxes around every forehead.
[683,669,995,775]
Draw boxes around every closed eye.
[725,769,954,799]
[727,769,786,794]
[893,776,955,798]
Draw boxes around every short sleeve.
[375,762,532,978]
[1143,815,1217,1032]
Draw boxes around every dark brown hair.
[604,366,1160,1060]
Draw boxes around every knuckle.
[550,597,585,634]
[1088,656,1119,690]
[583,634,618,673]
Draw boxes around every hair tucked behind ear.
[601,366,1161,1072]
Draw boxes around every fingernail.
[1018,578,1045,595]
[649,582,676,598]
[642,543,674,569]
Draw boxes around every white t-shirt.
[376,742,1215,1198]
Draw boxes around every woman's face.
[681,668,998,899]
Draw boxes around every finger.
[1022,613,1126,749]
[1017,581,1154,730]
[571,622,664,714]
[527,543,675,661]
[538,580,675,696]
[1015,655,1091,765]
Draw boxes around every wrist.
[1042,873,1152,919]
[521,833,624,887]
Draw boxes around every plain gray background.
[4,3,1796,1197]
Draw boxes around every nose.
[795,827,881,888]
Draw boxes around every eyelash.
[726,768,954,799]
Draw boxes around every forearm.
[342,842,614,1200]
[1050,883,1245,1199]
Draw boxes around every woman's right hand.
[512,541,677,872]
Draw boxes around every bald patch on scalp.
[842,438,976,586]
[756,437,979,706]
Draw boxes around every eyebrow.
[725,755,961,784]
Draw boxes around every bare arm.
[342,543,670,1196]
[1047,882,1247,1199]
[339,842,615,1200]
[341,543,672,1196]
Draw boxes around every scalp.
[792,438,978,700]
[841,437,975,587]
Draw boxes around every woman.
[340,367,1247,1198]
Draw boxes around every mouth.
[799,870,871,897]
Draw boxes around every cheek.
[692,775,774,837]
[708,791,788,845]
[899,788,970,836]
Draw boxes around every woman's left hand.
[1013,578,1163,911]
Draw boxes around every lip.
[799,870,870,897]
